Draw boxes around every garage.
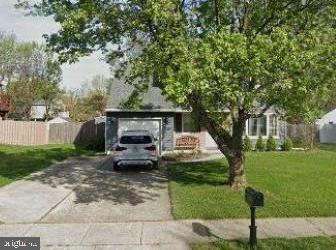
[118,118,162,153]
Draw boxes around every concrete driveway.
[0,156,172,224]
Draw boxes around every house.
[105,79,286,154]
[30,100,47,121]
[48,116,72,124]
[317,108,336,144]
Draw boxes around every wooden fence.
[286,123,319,146]
[0,120,105,146]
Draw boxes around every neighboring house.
[30,100,47,121]
[31,101,70,122]
[48,116,72,124]
[317,108,336,144]
[105,79,286,154]
[95,115,106,124]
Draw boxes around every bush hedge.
[243,136,253,152]
[266,135,277,151]
[255,136,265,151]
[282,137,293,151]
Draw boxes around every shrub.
[255,136,265,151]
[243,136,253,152]
[281,137,293,151]
[266,135,277,151]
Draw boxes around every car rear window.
[120,135,152,144]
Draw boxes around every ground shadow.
[26,156,168,206]
[192,222,249,249]
[0,145,93,184]
[167,159,229,186]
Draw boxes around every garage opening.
[118,118,162,154]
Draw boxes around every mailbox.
[245,187,264,207]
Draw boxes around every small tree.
[255,136,265,152]
[282,138,293,151]
[243,136,252,152]
[266,135,277,151]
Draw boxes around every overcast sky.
[0,0,111,90]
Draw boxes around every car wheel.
[113,163,121,171]
[152,161,159,170]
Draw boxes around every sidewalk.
[1,217,335,249]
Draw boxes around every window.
[182,114,199,133]
[247,116,267,137]
[120,136,152,144]
[248,118,258,136]
[269,114,278,136]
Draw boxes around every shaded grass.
[194,237,336,250]
[162,150,210,162]
[0,144,94,187]
[168,146,336,219]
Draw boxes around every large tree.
[17,0,336,188]
[62,75,108,122]
[1,34,62,120]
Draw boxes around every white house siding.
[319,124,336,144]
[318,109,336,144]
[30,105,46,120]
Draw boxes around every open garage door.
[118,118,162,153]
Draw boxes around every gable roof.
[106,77,183,112]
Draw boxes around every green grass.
[168,146,336,219]
[0,144,94,187]
[194,237,336,250]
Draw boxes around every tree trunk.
[189,92,247,189]
[227,151,246,189]
[213,126,247,190]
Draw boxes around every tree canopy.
[17,0,336,188]
[0,33,62,120]
[62,75,108,122]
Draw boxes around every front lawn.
[193,237,336,250]
[0,144,94,187]
[168,147,336,219]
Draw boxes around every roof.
[106,76,183,112]
[317,108,336,125]
[48,117,72,123]
[32,100,46,106]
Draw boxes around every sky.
[0,0,111,90]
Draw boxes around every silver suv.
[113,130,159,171]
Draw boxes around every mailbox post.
[245,187,264,250]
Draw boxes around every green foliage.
[119,90,142,110]
[62,75,108,122]
[255,136,265,152]
[168,148,336,219]
[0,144,93,187]
[17,0,336,184]
[282,138,293,151]
[195,237,336,250]
[266,135,277,151]
[1,34,62,120]
[243,136,252,152]
[16,1,336,121]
